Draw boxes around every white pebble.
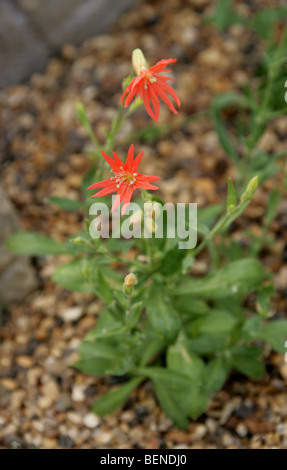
[83,413,100,429]
[59,307,84,322]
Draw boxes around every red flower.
[121,51,180,122]
[87,145,160,215]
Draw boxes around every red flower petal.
[131,151,144,172]
[87,177,113,190]
[155,77,181,107]
[111,151,124,167]
[153,82,178,114]
[149,58,177,74]
[111,194,121,213]
[91,184,117,198]
[100,150,118,169]
[121,186,134,215]
[124,144,135,168]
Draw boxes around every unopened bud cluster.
[123,273,138,295]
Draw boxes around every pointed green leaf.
[167,337,205,383]
[52,258,93,292]
[227,178,236,212]
[47,197,83,212]
[205,358,230,392]
[127,301,143,330]
[154,383,189,430]
[6,232,67,256]
[231,345,265,379]
[137,367,191,392]
[175,259,265,299]
[146,284,181,342]
[212,108,239,165]
[257,320,287,353]
[92,377,143,416]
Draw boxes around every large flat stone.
[17,0,138,50]
[0,1,49,88]
[0,184,38,307]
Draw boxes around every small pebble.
[83,413,101,429]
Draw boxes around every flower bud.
[72,236,86,245]
[240,176,258,203]
[129,209,143,226]
[132,49,148,76]
[145,218,158,234]
[124,273,138,288]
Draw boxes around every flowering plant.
[7,38,287,430]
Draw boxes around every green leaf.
[191,310,238,335]
[167,337,205,384]
[52,259,122,293]
[241,316,262,340]
[127,301,143,330]
[209,0,240,31]
[85,309,125,341]
[173,298,209,317]
[154,383,189,430]
[249,8,287,40]
[76,102,90,127]
[256,283,274,317]
[205,358,229,393]
[138,338,165,367]
[97,270,114,303]
[257,320,287,353]
[175,258,265,299]
[179,385,210,420]
[231,345,265,379]
[265,190,281,227]
[146,284,181,342]
[52,258,93,292]
[159,246,187,276]
[6,232,67,256]
[75,339,131,376]
[188,333,228,355]
[227,178,237,212]
[212,108,239,165]
[92,377,143,416]
[47,197,83,212]
[137,367,192,392]
[140,361,210,421]
[212,91,249,110]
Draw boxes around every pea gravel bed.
[0,0,287,449]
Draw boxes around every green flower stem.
[125,295,132,330]
[191,198,252,258]
[105,105,126,155]
[140,189,154,266]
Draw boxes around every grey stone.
[0,0,49,88]
[17,0,138,49]
[0,184,38,307]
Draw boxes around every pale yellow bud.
[132,49,148,76]
[124,273,138,288]
[129,209,143,225]
[145,218,158,234]
[240,176,258,203]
